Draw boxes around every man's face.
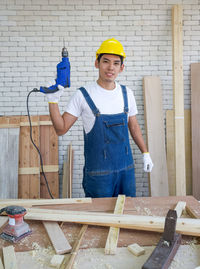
[95,54,124,85]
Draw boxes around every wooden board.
[191,63,200,199]
[62,144,73,198]
[172,4,186,196]
[166,110,192,196]
[143,76,168,196]
[40,115,59,198]
[43,221,72,254]
[0,127,19,198]
[105,195,125,254]
[18,116,40,198]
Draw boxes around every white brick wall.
[0,0,199,197]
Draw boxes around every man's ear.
[120,63,125,73]
[95,59,99,69]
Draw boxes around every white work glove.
[45,80,64,103]
[143,152,153,172]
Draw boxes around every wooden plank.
[40,115,59,198]
[18,116,40,198]
[62,144,73,198]
[166,110,192,195]
[18,165,59,175]
[174,201,186,217]
[105,195,125,255]
[0,127,19,198]
[191,63,200,199]
[172,4,186,196]
[60,225,88,269]
[43,221,72,254]
[143,76,168,196]
[2,246,17,269]
[25,208,200,237]
[0,198,91,208]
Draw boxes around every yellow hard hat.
[96,38,126,59]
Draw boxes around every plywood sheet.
[0,127,19,198]
[143,76,168,196]
[191,63,200,199]
[166,110,192,196]
[40,115,59,198]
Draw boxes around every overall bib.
[79,85,136,198]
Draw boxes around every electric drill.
[40,46,70,93]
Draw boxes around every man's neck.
[97,79,115,90]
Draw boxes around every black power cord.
[26,88,54,199]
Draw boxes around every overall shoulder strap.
[79,87,100,116]
[120,85,129,113]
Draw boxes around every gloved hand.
[143,152,153,172]
[45,80,64,103]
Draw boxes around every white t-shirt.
[66,81,138,134]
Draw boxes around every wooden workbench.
[0,196,199,252]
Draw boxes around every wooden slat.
[43,221,72,254]
[25,208,200,237]
[143,76,168,196]
[0,257,4,269]
[191,63,200,199]
[172,4,186,195]
[40,115,59,198]
[0,127,19,198]
[60,225,88,269]
[105,195,125,255]
[18,165,59,175]
[166,110,192,195]
[62,144,73,198]
[174,201,186,217]
[0,198,92,208]
[2,246,17,269]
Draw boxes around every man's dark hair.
[97,54,124,65]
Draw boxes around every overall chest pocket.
[103,118,126,144]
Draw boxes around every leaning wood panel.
[143,76,168,196]
[62,144,73,198]
[18,116,40,198]
[172,4,186,195]
[40,115,59,198]
[191,63,200,199]
[0,127,19,198]
[166,110,192,195]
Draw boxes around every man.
[47,38,153,198]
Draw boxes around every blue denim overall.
[79,85,136,198]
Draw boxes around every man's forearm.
[49,103,66,135]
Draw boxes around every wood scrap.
[128,243,145,256]
[43,221,72,254]
[50,255,65,268]
[0,217,8,228]
[25,208,200,236]
[172,4,186,196]
[60,224,88,269]
[105,195,125,255]
[143,76,168,196]
[2,246,17,269]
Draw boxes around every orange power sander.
[0,206,31,243]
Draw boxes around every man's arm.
[128,115,147,153]
[49,103,78,136]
